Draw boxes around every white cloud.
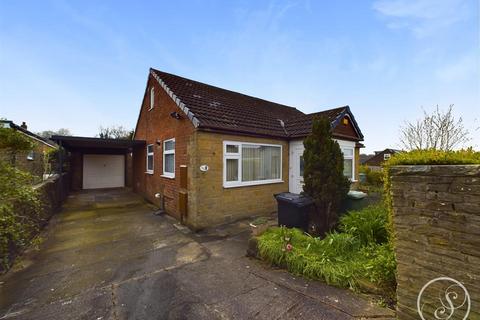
[373,0,472,37]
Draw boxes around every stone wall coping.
[390,164,480,176]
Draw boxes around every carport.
[51,136,145,191]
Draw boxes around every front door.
[289,142,304,194]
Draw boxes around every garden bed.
[251,204,396,305]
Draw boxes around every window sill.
[145,171,154,175]
[161,174,175,179]
[223,179,284,189]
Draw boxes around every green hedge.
[383,148,480,243]
[385,148,480,166]
[0,161,40,271]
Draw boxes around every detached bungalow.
[132,69,364,229]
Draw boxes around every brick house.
[0,120,57,180]
[132,68,364,230]
[362,148,402,171]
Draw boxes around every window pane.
[343,159,353,179]
[226,145,239,153]
[164,140,175,151]
[300,156,304,177]
[226,159,238,181]
[342,148,353,157]
[147,155,153,171]
[164,154,174,173]
[147,145,153,153]
[242,145,281,181]
[150,88,154,109]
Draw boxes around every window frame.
[162,138,175,178]
[146,144,154,174]
[383,153,391,160]
[149,87,154,110]
[223,141,283,188]
[26,150,35,161]
[340,146,355,181]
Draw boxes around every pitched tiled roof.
[150,68,362,140]
[284,106,348,138]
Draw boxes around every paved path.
[0,189,395,320]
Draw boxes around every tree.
[97,125,134,140]
[303,116,350,235]
[399,105,470,151]
[37,128,72,139]
[0,127,34,165]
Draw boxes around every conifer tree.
[303,116,350,234]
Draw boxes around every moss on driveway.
[0,189,394,319]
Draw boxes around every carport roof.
[51,135,145,150]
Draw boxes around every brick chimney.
[21,122,27,130]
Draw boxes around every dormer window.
[149,87,154,110]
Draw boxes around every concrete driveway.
[0,189,395,320]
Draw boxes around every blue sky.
[0,0,478,153]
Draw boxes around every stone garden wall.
[390,165,479,319]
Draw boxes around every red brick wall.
[133,74,195,219]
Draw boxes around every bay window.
[224,141,282,187]
[163,138,175,178]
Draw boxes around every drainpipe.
[58,141,64,199]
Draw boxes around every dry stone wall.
[390,165,479,319]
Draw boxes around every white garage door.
[83,154,125,189]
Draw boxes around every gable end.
[150,69,200,128]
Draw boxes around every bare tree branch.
[399,105,470,151]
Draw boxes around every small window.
[341,147,354,180]
[226,144,239,154]
[27,150,34,161]
[149,87,154,110]
[146,144,154,174]
[384,153,391,160]
[163,138,175,178]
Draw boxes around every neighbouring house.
[0,120,57,180]
[361,148,402,171]
[131,68,364,229]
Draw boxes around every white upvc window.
[341,147,355,181]
[146,144,154,174]
[384,153,391,160]
[162,138,175,178]
[149,87,154,110]
[27,150,35,161]
[223,141,282,188]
